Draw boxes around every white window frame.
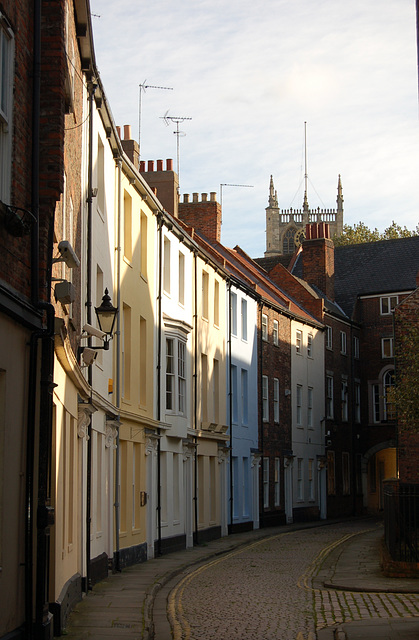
[380,295,398,315]
[165,335,187,415]
[230,292,238,336]
[241,298,248,341]
[296,384,303,426]
[340,330,347,355]
[381,337,394,359]
[262,375,269,422]
[383,370,395,421]
[326,325,333,350]
[273,378,279,423]
[273,319,279,346]
[307,333,313,358]
[262,313,268,341]
[353,335,360,360]
[296,329,302,354]
[307,387,313,429]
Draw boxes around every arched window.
[383,370,395,421]
[371,368,395,423]
[283,228,296,254]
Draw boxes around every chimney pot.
[140,161,146,172]
[193,193,199,203]
[124,124,132,140]
[166,159,173,171]
[210,192,216,202]
[148,160,154,172]
[184,194,189,203]
[202,193,208,202]
[157,159,163,171]
[116,126,121,139]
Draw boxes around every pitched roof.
[292,236,419,317]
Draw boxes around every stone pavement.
[59,518,419,640]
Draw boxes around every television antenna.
[138,81,173,158]
[161,111,192,181]
[220,183,254,211]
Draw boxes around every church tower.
[265,174,344,256]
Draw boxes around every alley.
[156,521,419,640]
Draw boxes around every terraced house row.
[1,1,418,639]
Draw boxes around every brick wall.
[178,193,222,244]
[0,1,34,300]
[140,159,178,217]
[394,288,419,483]
[302,235,335,302]
[258,305,292,523]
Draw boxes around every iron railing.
[384,483,419,562]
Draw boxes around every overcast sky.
[90,0,419,258]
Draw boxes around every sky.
[89,0,419,258]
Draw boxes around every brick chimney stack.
[302,222,335,301]
[120,124,140,170]
[140,159,179,217]
[178,192,222,244]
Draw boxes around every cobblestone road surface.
[166,522,419,640]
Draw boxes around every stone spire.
[337,174,344,212]
[268,175,278,208]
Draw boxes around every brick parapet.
[178,193,221,244]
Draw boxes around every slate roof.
[291,236,419,317]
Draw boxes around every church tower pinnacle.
[269,175,278,208]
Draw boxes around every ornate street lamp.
[94,288,118,349]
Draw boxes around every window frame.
[262,375,269,422]
[296,384,303,426]
[380,295,398,315]
[273,319,279,346]
[307,333,313,358]
[262,313,268,341]
[296,329,302,354]
[381,337,394,359]
[241,298,248,341]
[273,377,279,423]
[326,325,333,350]
[340,330,347,355]
[165,334,188,416]
[326,375,334,419]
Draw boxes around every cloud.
[91,0,419,256]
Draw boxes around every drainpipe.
[27,0,56,634]
[114,158,122,571]
[392,310,399,478]
[156,214,163,555]
[228,282,233,532]
[85,79,97,589]
[193,252,199,544]
[26,0,42,634]
[259,302,264,528]
[35,301,55,637]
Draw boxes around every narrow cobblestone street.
[162,521,419,640]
